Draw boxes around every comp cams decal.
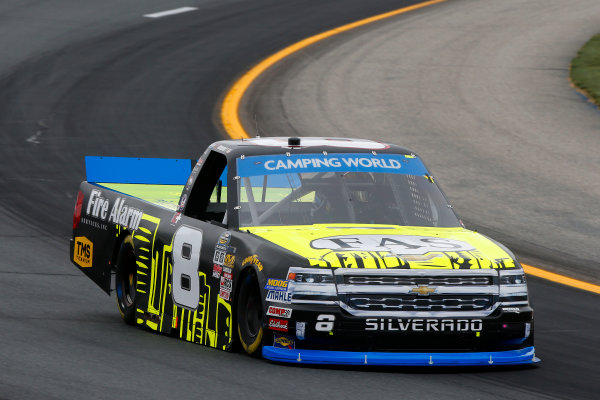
[267,306,292,319]
[86,189,143,230]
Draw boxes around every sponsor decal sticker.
[86,189,143,230]
[237,153,427,177]
[218,231,231,246]
[224,254,235,268]
[219,289,230,301]
[73,236,93,268]
[220,276,233,292]
[273,333,295,350]
[267,306,292,319]
[179,194,188,208]
[311,235,474,255]
[212,264,222,279]
[242,254,263,271]
[269,318,289,332]
[171,212,182,225]
[80,217,107,230]
[213,232,234,266]
[365,318,483,332]
[296,321,306,340]
[213,248,226,265]
[264,278,288,291]
[266,290,292,304]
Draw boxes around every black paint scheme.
[70,138,534,355]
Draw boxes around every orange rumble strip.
[523,264,600,294]
[220,0,447,139]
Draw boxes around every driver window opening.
[185,151,228,223]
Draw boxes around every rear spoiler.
[85,156,195,184]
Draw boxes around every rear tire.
[115,235,137,324]
[237,270,264,356]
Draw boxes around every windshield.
[235,153,460,228]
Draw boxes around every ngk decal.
[86,189,142,230]
[267,306,292,319]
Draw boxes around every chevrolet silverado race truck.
[70,137,539,366]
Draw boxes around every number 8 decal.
[172,226,203,309]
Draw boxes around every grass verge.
[570,33,600,106]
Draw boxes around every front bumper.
[263,345,540,366]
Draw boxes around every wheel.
[115,235,137,324]
[237,270,264,356]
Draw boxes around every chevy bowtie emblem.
[411,285,436,296]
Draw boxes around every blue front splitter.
[262,346,540,366]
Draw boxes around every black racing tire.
[237,269,264,357]
[115,235,137,325]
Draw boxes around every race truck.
[70,137,539,366]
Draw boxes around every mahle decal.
[73,236,93,268]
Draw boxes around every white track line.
[144,7,198,19]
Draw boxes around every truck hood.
[246,224,517,269]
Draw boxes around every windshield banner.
[237,153,428,177]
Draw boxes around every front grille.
[344,275,491,286]
[347,294,493,312]
[335,269,499,317]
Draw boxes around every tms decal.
[73,236,93,268]
[365,319,483,332]
[86,189,143,230]
[311,235,474,255]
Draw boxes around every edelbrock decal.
[311,235,474,255]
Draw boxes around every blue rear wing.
[85,156,194,184]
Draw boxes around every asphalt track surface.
[0,1,598,399]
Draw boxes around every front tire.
[115,235,137,324]
[237,270,264,356]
